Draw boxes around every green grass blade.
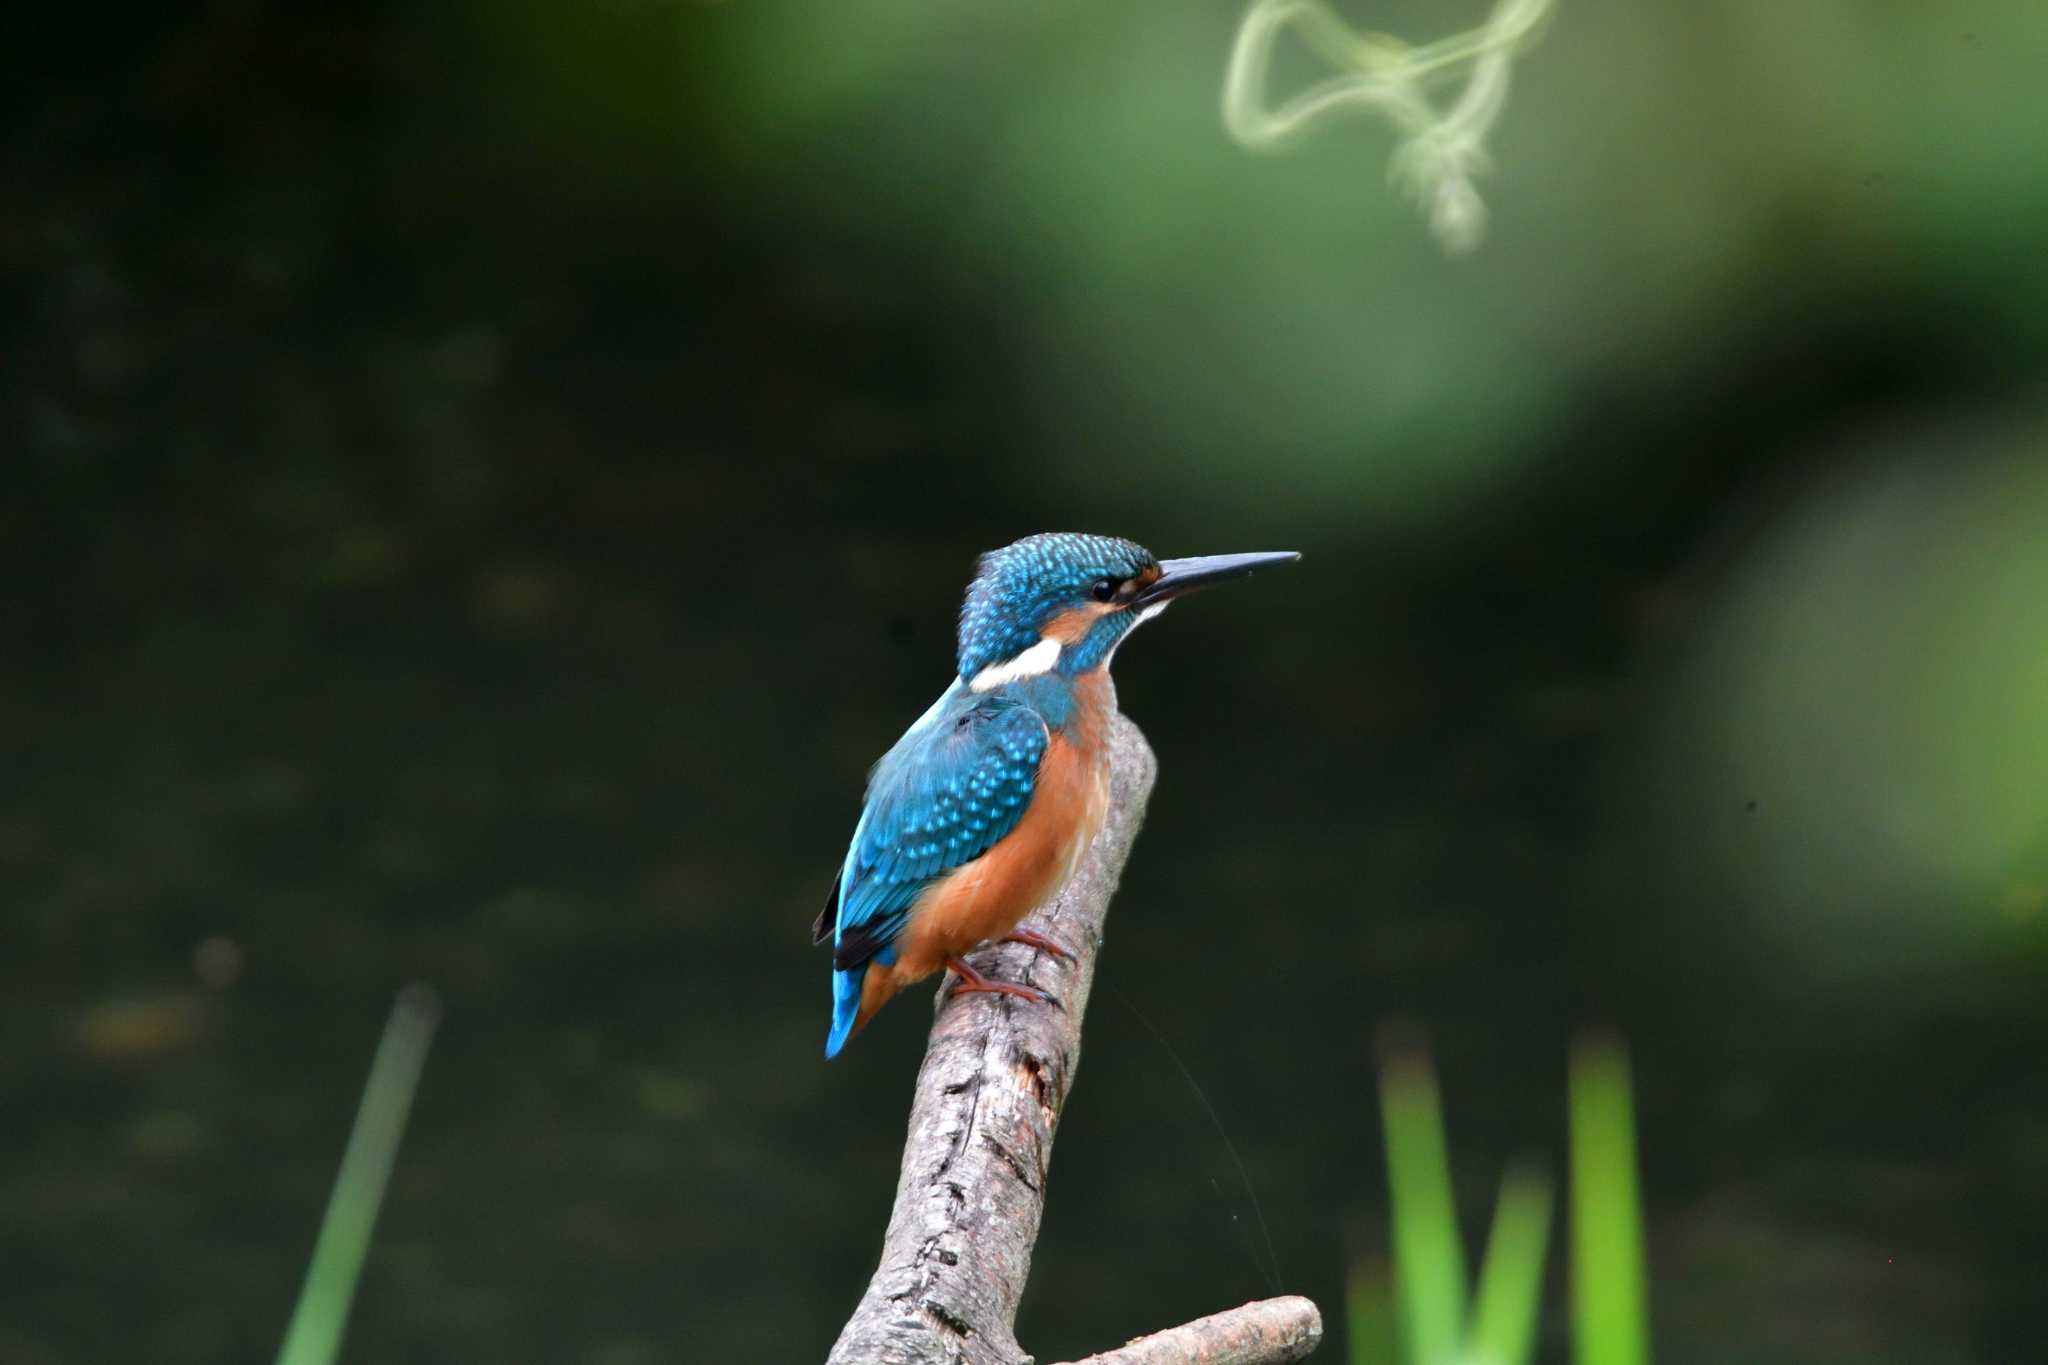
[1569,1035,1650,1365]
[1465,1164,1554,1365]
[1377,1040,1467,1365]
[277,984,441,1365]
[1346,1256,1402,1365]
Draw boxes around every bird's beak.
[1129,550,1301,608]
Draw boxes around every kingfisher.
[814,532,1298,1057]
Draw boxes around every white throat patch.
[968,635,1062,692]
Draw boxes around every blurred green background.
[5,1,2047,1361]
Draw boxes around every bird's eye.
[1090,577,1118,603]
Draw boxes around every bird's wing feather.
[830,692,1048,972]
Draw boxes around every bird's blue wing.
[829,689,1048,973]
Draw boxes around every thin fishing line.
[1107,982,1284,1295]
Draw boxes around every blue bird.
[813,532,1299,1057]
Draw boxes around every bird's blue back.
[822,681,1048,1055]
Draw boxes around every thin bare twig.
[1049,1296,1324,1365]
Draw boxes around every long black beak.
[1130,550,1300,607]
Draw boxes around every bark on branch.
[1050,1296,1324,1365]
[826,711,1322,1365]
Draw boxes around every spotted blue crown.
[957,533,1157,679]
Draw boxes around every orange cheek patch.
[1042,604,1114,645]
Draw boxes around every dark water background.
[6,3,2047,1362]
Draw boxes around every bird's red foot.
[1001,927,1076,962]
[945,956,1056,1006]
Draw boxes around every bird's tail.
[825,964,867,1059]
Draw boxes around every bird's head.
[955,532,1298,690]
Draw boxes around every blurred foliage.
[1364,1036,1557,1365]
[1569,1039,1646,1365]
[1608,431,2048,983]
[3,0,2046,1362]
[1357,1037,1636,1365]
[278,987,439,1365]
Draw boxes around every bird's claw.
[944,955,1062,1010]
[1000,927,1078,962]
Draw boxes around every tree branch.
[826,711,1322,1365]
[1049,1296,1324,1365]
